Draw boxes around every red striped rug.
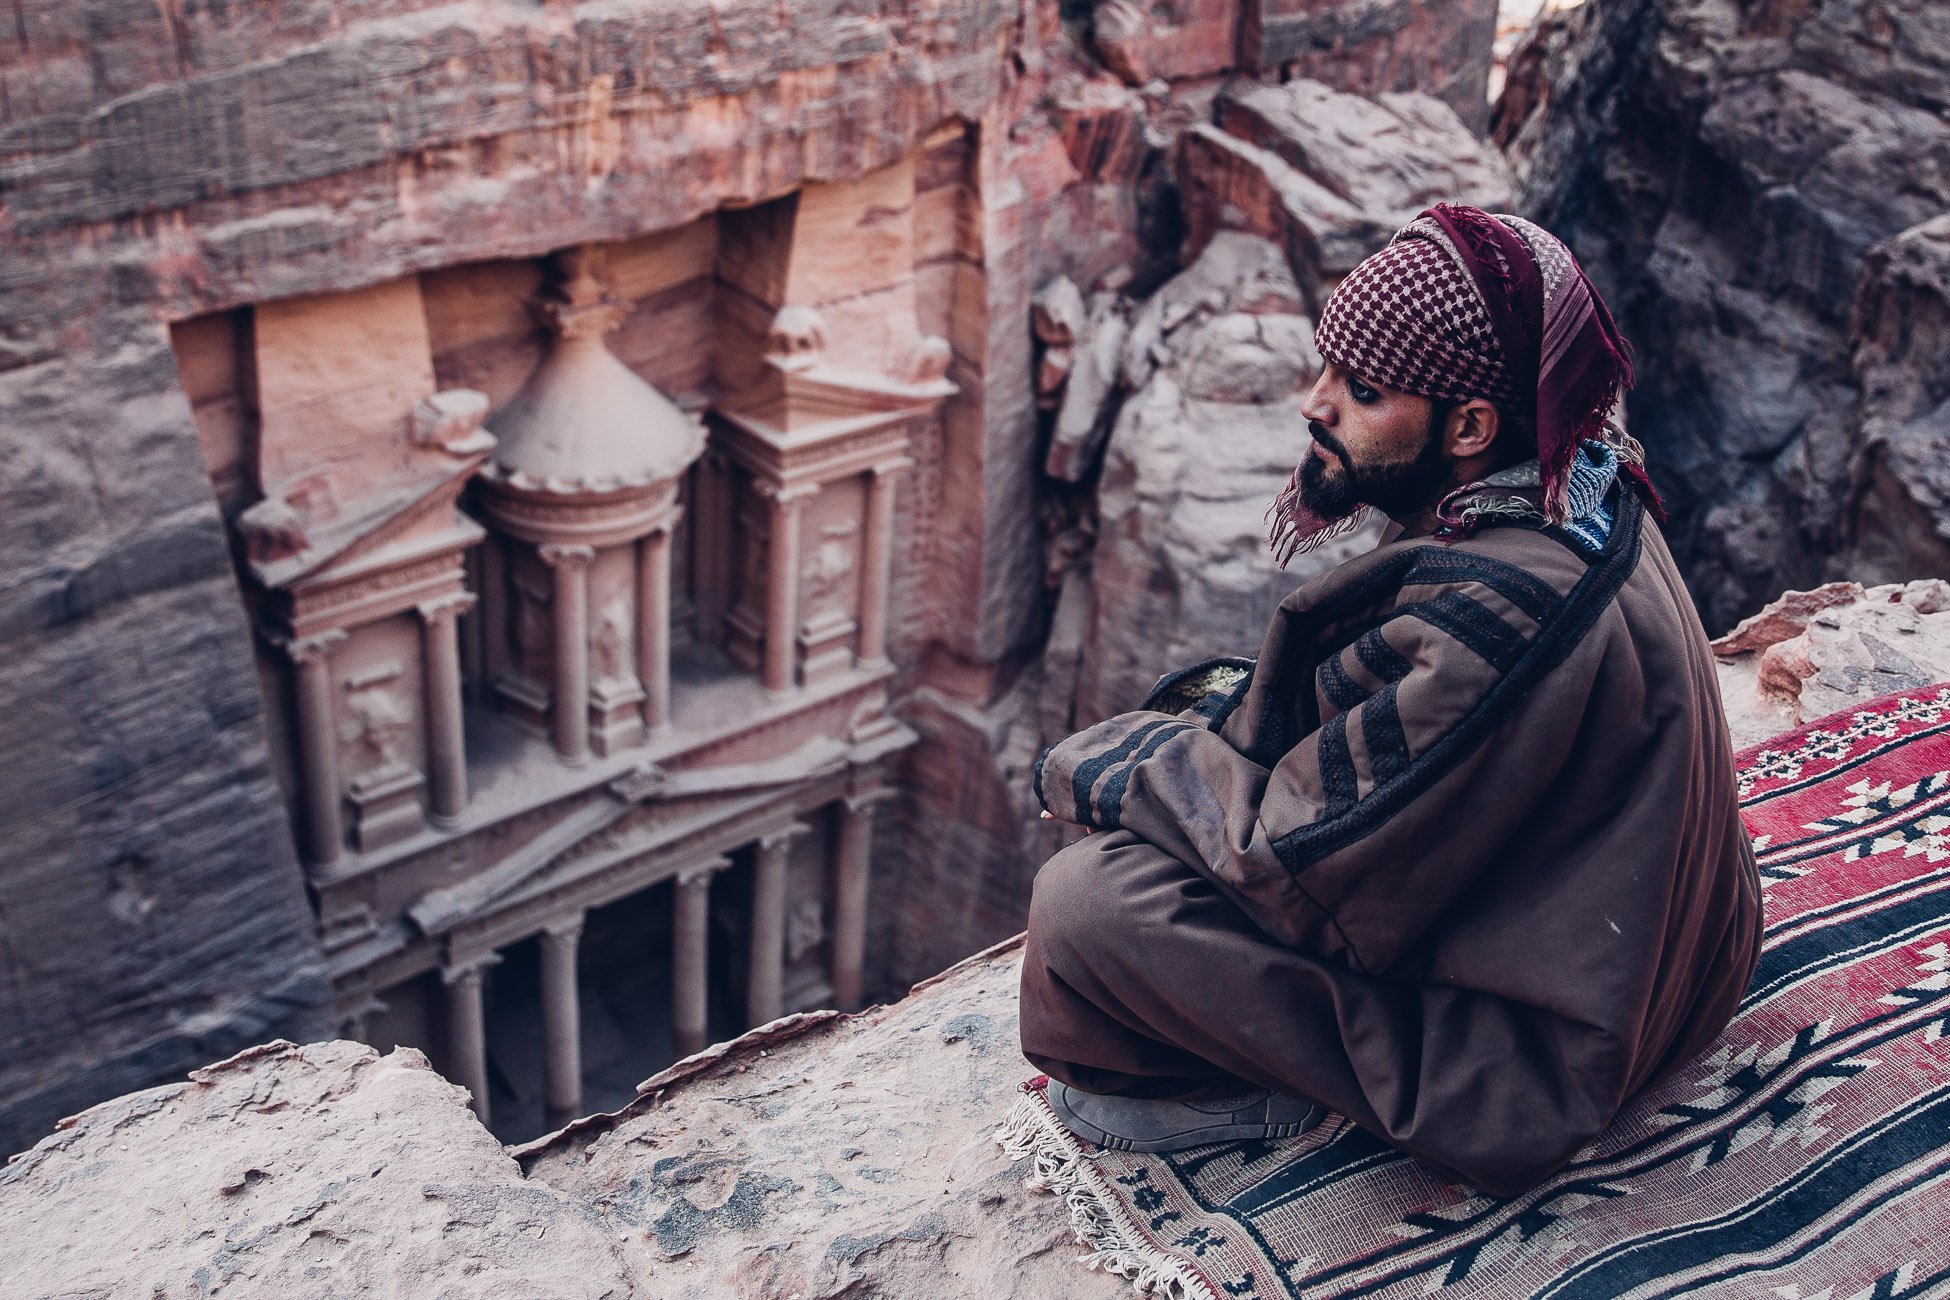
[1000,683,1950,1300]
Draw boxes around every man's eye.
[1348,378,1378,403]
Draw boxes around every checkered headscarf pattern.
[1313,227,1521,408]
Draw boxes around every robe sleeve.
[1034,576,1584,972]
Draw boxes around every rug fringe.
[995,1090,1221,1300]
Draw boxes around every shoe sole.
[1048,1095,1323,1153]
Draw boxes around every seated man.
[1020,204,1763,1197]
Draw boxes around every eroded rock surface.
[1714,580,1950,751]
[1500,0,1950,630]
[1181,78,1514,283]
[1242,0,1501,131]
[0,942,1124,1300]
[0,1042,637,1300]
[8,620,1942,1296]
[1072,233,1383,725]
[1847,215,1950,586]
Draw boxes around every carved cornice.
[474,469,682,548]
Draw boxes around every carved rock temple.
[174,177,955,1135]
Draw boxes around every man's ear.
[1446,399,1501,460]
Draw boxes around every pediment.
[406,736,853,937]
[718,360,956,446]
[253,455,486,592]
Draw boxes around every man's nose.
[1300,371,1334,426]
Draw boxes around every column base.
[429,809,467,833]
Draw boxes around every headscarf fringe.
[1266,464,1368,568]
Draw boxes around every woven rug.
[999,683,1950,1300]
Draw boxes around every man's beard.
[1296,411,1453,524]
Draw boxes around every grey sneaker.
[1045,1080,1326,1152]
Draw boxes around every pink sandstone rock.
[1242,0,1501,131]
[1714,580,1950,751]
[1072,232,1382,727]
[0,0,1513,1164]
[1179,79,1515,282]
[0,1041,640,1299]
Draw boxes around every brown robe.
[1020,493,1763,1196]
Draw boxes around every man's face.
[1296,361,1453,523]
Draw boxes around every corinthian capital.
[280,628,349,667]
[537,543,597,572]
[416,592,478,627]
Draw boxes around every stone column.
[761,484,816,697]
[443,952,500,1126]
[418,593,475,827]
[539,543,596,764]
[747,822,805,1028]
[637,522,674,735]
[286,629,349,869]
[539,914,585,1129]
[855,459,911,671]
[672,857,727,1059]
[832,791,889,1011]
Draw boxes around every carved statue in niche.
[592,595,633,686]
[801,522,858,621]
[343,686,413,776]
[786,896,826,962]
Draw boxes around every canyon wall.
[1495,0,1950,632]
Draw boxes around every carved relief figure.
[592,595,633,686]
[801,522,858,620]
[786,896,826,962]
[342,686,413,776]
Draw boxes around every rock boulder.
[1714,580,1950,751]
